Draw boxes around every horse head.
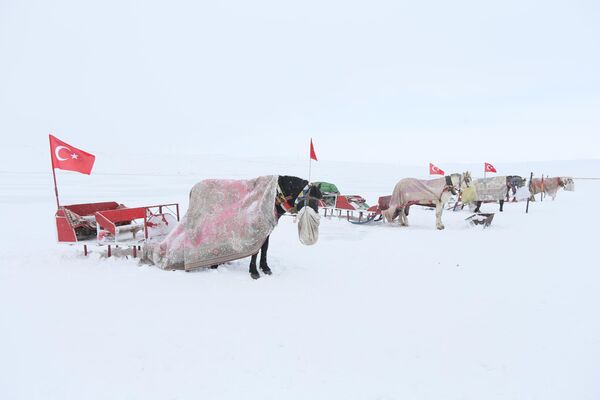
[296,183,323,213]
[462,171,472,188]
[557,176,575,191]
[449,171,472,190]
[277,176,323,215]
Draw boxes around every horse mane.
[278,175,307,200]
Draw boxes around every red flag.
[49,134,96,175]
[310,139,318,161]
[429,163,445,175]
[484,162,497,173]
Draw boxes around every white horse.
[382,172,471,230]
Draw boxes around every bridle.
[276,183,318,214]
[275,184,294,212]
[294,184,314,207]
[444,173,471,197]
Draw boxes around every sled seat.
[56,201,123,243]
[95,207,147,242]
[335,195,356,210]
[465,212,495,229]
[377,195,392,211]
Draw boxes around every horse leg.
[435,201,445,230]
[399,207,408,226]
[474,201,481,213]
[382,208,395,223]
[259,236,272,275]
[499,200,504,212]
[249,253,260,279]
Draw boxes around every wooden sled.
[465,212,495,229]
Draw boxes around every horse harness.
[444,175,458,196]
[275,183,315,214]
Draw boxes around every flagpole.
[308,138,313,182]
[308,153,312,182]
[49,135,60,209]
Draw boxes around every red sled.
[55,201,180,257]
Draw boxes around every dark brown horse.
[212,175,322,279]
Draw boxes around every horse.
[212,175,323,279]
[382,172,471,230]
[529,177,567,200]
[506,176,526,201]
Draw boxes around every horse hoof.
[250,271,260,280]
[210,264,219,269]
[260,265,272,275]
[437,225,445,230]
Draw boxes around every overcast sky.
[1,0,599,165]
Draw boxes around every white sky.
[1,0,599,164]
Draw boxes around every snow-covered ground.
[1,155,599,399]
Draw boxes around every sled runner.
[348,196,389,224]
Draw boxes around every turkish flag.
[484,162,497,173]
[49,134,96,175]
[310,139,318,161]
[429,163,445,175]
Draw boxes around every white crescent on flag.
[485,162,497,173]
[429,162,445,175]
[54,145,71,161]
[49,134,96,175]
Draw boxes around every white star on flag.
[71,153,78,159]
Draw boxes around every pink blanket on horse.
[530,177,562,199]
[382,177,448,221]
[143,176,279,270]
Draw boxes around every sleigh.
[344,195,389,224]
[321,194,373,220]
[55,201,180,257]
[351,195,442,225]
[315,181,373,222]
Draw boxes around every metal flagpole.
[49,134,60,209]
[308,138,313,182]
[526,172,533,213]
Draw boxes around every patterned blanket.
[143,176,279,270]
[471,176,507,202]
